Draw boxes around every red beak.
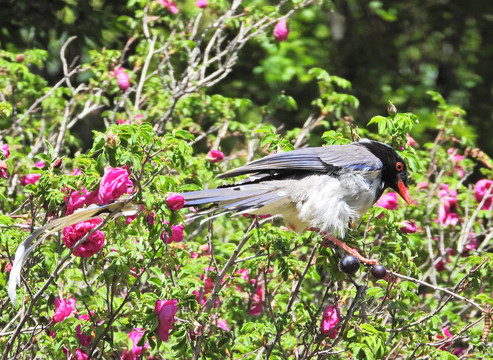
[397,178,412,204]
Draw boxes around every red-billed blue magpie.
[8,139,410,305]
[181,139,411,264]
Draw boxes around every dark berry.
[340,255,360,275]
[371,265,387,279]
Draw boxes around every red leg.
[309,228,379,266]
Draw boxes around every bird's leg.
[310,228,379,266]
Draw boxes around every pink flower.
[193,290,207,306]
[474,179,493,210]
[248,285,264,316]
[155,299,179,341]
[207,150,224,163]
[435,258,446,272]
[406,134,417,147]
[147,212,156,225]
[0,160,7,179]
[76,315,94,347]
[465,236,480,252]
[217,319,228,331]
[4,262,12,273]
[274,18,289,41]
[158,0,179,14]
[161,223,184,244]
[63,347,88,360]
[448,148,465,178]
[436,326,453,350]
[20,173,41,186]
[121,328,149,359]
[451,347,466,357]
[166,194,186,210]
[117,119,130,125]
[377,192,399,210]
[1,144,9,159]
[113,67,130,91]
[65,188,98,215]
[34,161,45,168]
[53,297,76,323]
[62,218,105,257]
[196,0,207,8]
[400,221,417,234]
[236,269,249,282]
[321,305,340,339]
[98,166,133,204]
[437,196,460,226]
[439,184,457,198]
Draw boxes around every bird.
[181,139,411,264]
[8,139,411,305]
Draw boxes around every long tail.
[181,182,289,222]
[8,200,140,306]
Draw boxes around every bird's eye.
[396,162,404,172]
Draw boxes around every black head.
[358,140,412,204]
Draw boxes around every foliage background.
[0,0,493,359]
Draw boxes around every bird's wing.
[217,143,382,179]
[8,200,140,306]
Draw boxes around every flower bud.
[196,0,207,8]
[274,18,289,42]
[53,158,63,169]
[104,132,119,148]
[207,150,224,163]
[167,194,186,210]
[387,101,397,115]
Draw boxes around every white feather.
[248,170,381,237]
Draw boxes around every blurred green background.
[1,0,492,152]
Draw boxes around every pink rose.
[62,218,105,258]
[448,148,465,178]
[20,173,41,186]
[1,144,9,159]
[274,18,289,41]
[155,299,179,341]
[399,221,417,234]
[166,194,186,210]
[193,290,207,306]
[196,0,207,8]
[53,297,76,323]
[63,347,88,360]
[34,161,45,168]
[248,285,264,316]
[121,328,149,359]
[437,196,460,226]
[98,166,133,204]
[207,150,224,163]
[65,188,98,215]
[161,223,184,244]
[321,305,340,339]
[217,319,228,331]
[465,236,480,252]
[113,67,130,91]
[474,179,493,210]
[406,134,417,147]
[75,313,94,347]
[377,192,399,210]
[158,0,179,14]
